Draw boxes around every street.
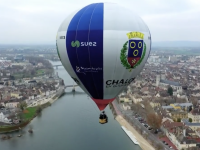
[113,100,171,150]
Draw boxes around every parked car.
[148,127,153,130]
[140,120,145,123]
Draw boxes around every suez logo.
[105,78,135,88]
[71,40,96,48]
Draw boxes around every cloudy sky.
[0,0,200,44]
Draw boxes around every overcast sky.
[0,0,200,44]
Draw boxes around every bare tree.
[156,144,163,150]
[131,103,141,112]
[147,113,162,129]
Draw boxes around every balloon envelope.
[56,3,151,110]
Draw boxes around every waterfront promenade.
[27,86,65,107]
[112,102,155,150]
[116,115,155,150]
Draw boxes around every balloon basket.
[99,111,108,124]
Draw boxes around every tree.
[167,86,173,96]
[30,70,36,76]
[143,101,154,114]
[147,113,162,129]
[36,105,42,114]
[131,103,141,112]
[18,101,27,111]
[9,75,15,80]
[189,118,192,122]
[17,112,24,120]
[177,118,181,122]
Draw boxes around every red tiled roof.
[162,120,184,130]
[160,136,178,150]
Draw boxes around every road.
[113,100,171,150]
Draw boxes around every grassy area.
[0,121,30,133]
[36,69,45,75]
[13,68,54,79]
[23,107,37,120]
[0,104,53,133]
[13,73,23,79]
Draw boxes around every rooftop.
[182,119,200,126]
[174,103,193,107]
[162,106,173,109]
[160,79,181,86]
[190,108,200,115]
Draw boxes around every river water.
[0,61,141,150]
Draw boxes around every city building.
[170,110,188,122]
[14,54,24,62]
[156,74,182,93]
[0,112,11,124]
[188,108,200,123]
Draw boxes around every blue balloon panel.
[66,3,104,99]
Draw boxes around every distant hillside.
[152,41,200,47]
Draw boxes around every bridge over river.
[64,84,79,91]
[52,64,63,69]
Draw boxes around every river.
[0,61,141,150]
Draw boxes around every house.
[14,54,24,62]
[174,103,193,111]
[155,93,160,97]
[170,110,188,122]
[150,99,161,108]
[175,128,198,149]
[156,74,182,94]
[182,119,200,131]
[10,91,21,99]
[118,95,132,103]
[5,100,20,108]
[122,103,131,110]
[37,63,43,67]
[0,112,11,124]
[155,107,172,120]
[161,120,199,150]
[161,119,184,134]
[188,108,200,123]
[162,103,193,111]
[130,94,142,104]
[13,118,20,124]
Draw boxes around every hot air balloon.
[56,2,151,124]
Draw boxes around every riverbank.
[110,101,155,150]
[116,115,155,150]
[0,87,65,134]
[49,86,65,104]
[0,120,30,134]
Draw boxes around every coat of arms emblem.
[120,32,146,71]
